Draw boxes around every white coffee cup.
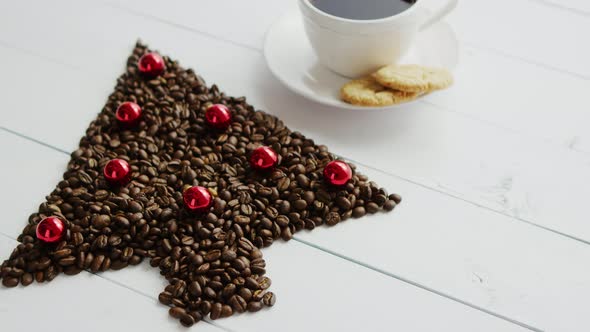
[298,0,458,77]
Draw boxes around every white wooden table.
[1,0,589,331]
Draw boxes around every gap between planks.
[527,0,590,17]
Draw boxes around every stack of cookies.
[340,64,453,107]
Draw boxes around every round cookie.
[340,77,420,107]
[372,64,453,93]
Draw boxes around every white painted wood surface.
[1,0,589,331]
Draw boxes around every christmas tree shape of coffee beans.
[0,42,401,327]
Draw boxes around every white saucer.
[264,12,459,110]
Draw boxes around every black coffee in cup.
[310,0,416,20]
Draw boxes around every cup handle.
[419,0,458,31]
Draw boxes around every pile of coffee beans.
[0,42,401,327]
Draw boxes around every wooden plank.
[79,0,590,154]
[4,0,590,155]
[104,239,530,332]
[101,0,590,77]
[425,44,590,154]
[0,132,528,332]
[447,0,590,77]
[0,238,225,332]
[104,0,293,50]
[1,8,590,247]
[3,122,589,330]
[295,163,590,331]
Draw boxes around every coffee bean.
[302,191,315,204]
[258,187,273,196]
[200,301,212,315]
[280,226,292,241]
[336,196,352,210]
[21,273,33,286]
[221,283,236,299]
[277,177,290,192]
[383,200,397,211]
[213,304,229,319]
[189,311,202,323]
[83,253,94,269]
[101,257,111,271]
[210,303,222,320]
[121,247,134,261]
[188,281,202,297]
[325,212,341,226]
[108,234,122,247]
[234,215,250,225]
[204,249,221,262]
[253,289,265,302]
[94,190,109,201]
[246,301,263,313]
[92,214,111,228]
[90,255,105,272]
[375,194,387,205]
[169,306,186,319]
[158,291,173,305]
[8,268,24,278]
[366,202,379,214]
[181,236,194,246]
[296,174,310,188]
[72,232,84,246]
[94,235,108,249]
[129,201,143,213]
[221,250,237,261]
[110,260,128,270]
[179,313,195,327]
[205,285,218,299]
[389,193,402,204]
[53,248,72,259]
[129,255,142,265]
[224,292,242,312]
[114,215,130,228]
[352,206,366,218]
[293,199,307,210]
[2,277,19,288]
[360,185,372,200]
[245,277,259,290]
[37,257,51,270]
[58,256,76,266]
[262,292,276,307]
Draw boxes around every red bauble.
[183,186,212,212]
[115,102,142,126]
[205,104,232,129]
[323,160,352,186]
[138,52,166,77]
[36,216,66,244]
[250,146,278,171]
[104,159,131,186]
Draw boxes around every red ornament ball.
[138,52,166,77]
[250,146,278,171]
[36,216,66,244]
[323,160,352,186]
[103,159,131,186]
[183,186,212,212]
[115,102,142,126]
[205,104,232,129]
